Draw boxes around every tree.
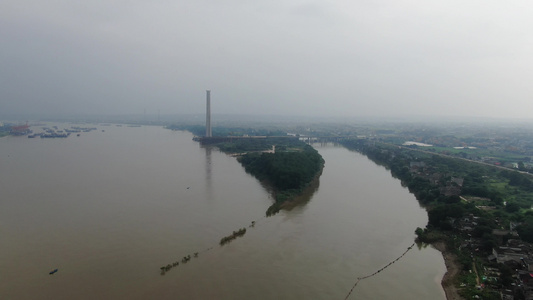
[505,202,520,213]
[428,203,466,230]
[517,220,533,243]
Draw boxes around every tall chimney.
[206,90,212,137]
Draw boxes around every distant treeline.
[166,124,287,137]
[341,139,533,205]
[216,137,300,153]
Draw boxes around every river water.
[0,124,446,299]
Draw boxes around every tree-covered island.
[213,137,325,215]
[167,124,324,215]
[236,140,324,215]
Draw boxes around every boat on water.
[49,269,58,275]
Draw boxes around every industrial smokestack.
[206,90,212,137]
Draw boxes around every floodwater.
[0,124,446,299]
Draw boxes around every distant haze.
[1,1,532,120]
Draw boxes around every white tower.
[206,90,212,137]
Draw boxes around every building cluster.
[408,159,533,298]
[1,122,31,136]
[409,161,464,197]
[491,237,533,300]
[452,212,533,299]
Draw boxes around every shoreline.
[432,241,464,300]
[262,162,324,216]
[278,166,323,211]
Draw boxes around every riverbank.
[432,242,464,300]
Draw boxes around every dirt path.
[472,259,480,286]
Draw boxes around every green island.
[214,137,324,216]
[341,138,533,300]
[167,123,324,215]
[236,140,324,215]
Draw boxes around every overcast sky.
[1,1,532,119]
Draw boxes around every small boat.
[49,269,58,275]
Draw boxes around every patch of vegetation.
[166,124,287,137]
[238,141,324,215]
[415,227,448,244]
[216,137,302,153]
[239,146,322,190]
[220,228,247,245]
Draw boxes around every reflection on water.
[278,171,321,215]
[0,125,446,300]
[203,145,213,199]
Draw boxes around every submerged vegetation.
[220,228,247,245]
[159,222,258,274]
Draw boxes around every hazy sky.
[1,1,532,119]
